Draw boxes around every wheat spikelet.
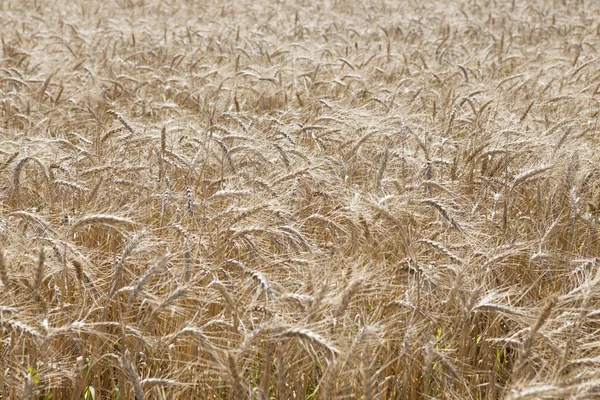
[362,341,375,400]
[358,214,372,241]
[276,346,288,399]
[349,128,379,156]
[139,378,180,387]
[9,211,55,235]
[511,165,554,189]
[0,76,27,87]
[207,189,252,201]
[229,204,270,226]
[70,214,136,232]
[306,214,345,234]
[418,239,463,264]
[123,354,144,400]
[514,296,557,377]
[111,177,135,187]
[367,201,413,256]
[122,231,145,260]
[229,226,271,240]
[54,179,89,193]
[0,151,19,173]
[532,296,556,334]
[159,124,166,181]
[0,251,9,288]
[247,270,273,297]
[281,293,314,308]
[71,259,85,283]
[163,152,187,169]
[210,207,237,223]
[186,186,195,218]
[108,110,135,133]
[0,319,45,340]
[183,239,192,282]
[208,280,235,310]
[481,250,524,269]
[273,143,291,168]
[160,185,173,222]
[281,327,340,359]
[336,277,363,318]
[368,201,403,228]
[110,231,145,297]
[12,157,29,193]
[227,352,247,399]
[221,259,246,273]
[244,177,275,195]
[167,327,219,364]
[420,180,456,196]
[540,218,560,249]
[100,126,125,144]
[0,306,18,314]
[506,384,566,400]
[149,286,188,322]
[279,225,312,251]
[109,256,124,298]
[421,199,463,233]
[86,178,103,205]
[318,359,341,399]
[376,139,391,188]
[435,352,460,380]
[34,248,45,294]
[473,303,526,317]
[272,167,311,185]
[130,256,169,305]
[80,165,114,177]
[307,281,328,323]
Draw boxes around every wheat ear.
[0,251,8,288]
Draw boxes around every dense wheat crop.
[2,0,600,398]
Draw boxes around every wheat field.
[1,0,600,398]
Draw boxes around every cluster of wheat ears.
[1,0,600,398]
